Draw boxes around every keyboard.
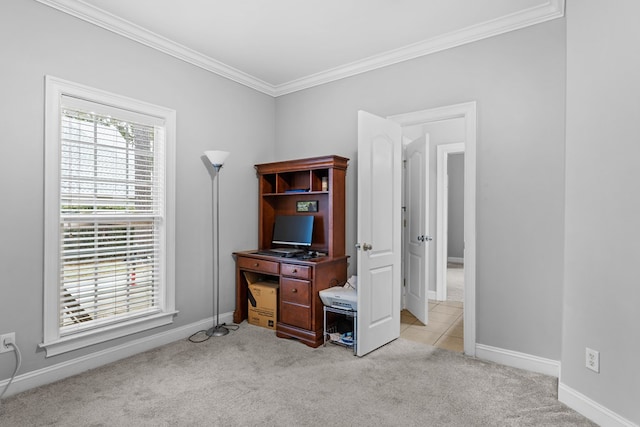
[255,250,284,257]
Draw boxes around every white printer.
[319,286,357,311]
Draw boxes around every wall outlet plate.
[0,332,16,354]
[586,347,600,373]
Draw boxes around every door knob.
[417,235,433,242]
[355,243,373,251]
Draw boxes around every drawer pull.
[292,288,297,293]
[253,263,259,267]
[292,269,297,273]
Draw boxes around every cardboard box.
[245,272,279,330]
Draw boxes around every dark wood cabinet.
[255,155,348,258]
[234,155,349,347]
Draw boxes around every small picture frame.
[296,200,318,212]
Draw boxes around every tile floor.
[400,300,463,352]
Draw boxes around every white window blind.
[42,76,176,356]
[58,102,165,334]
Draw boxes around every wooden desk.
[234,250,347,347]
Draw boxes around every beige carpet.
[0,324,594,426]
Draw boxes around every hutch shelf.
[234,155,349,347]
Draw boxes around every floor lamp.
[204,150,230,337]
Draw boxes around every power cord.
[0,340,22,402]
[188,323,240,343]
[344,278,357,290]
[330,277,357,290]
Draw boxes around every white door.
[356,110,402,357]
[404,136,430,324]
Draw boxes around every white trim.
[389,101,477,357]
[476,343,560,377]
[558,382,638,427]
[43,75,177,357]
[436,143,465,302]
[0,312,234,398]
[35,0,274,96]
[427,290,437,301]
[448,257,464,264]
[39,311,178,357]
[35,0,564,97]
[275,0,565,96]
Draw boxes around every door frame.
[388,101,476,357]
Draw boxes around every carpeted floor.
[0,324,595,426]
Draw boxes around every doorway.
[437,145,465,303]
[389,102,476,356]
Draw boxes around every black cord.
[224,323,240,331]
[187,323,241,343]
[188,330,210,343]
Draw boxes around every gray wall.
[448,153,464,260]
[4,3,633,422]
[275,19,567,360]
[562,0,640,423]
[0,0,274,379]
[3,3,634,422]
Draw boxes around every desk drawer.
[237,256,279,275]
[280,277,310,306]
[281,263,311,280]
[280,302,311,330]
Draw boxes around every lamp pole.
[205,151,230,337]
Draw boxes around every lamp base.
[206,324,230,337]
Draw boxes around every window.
[42,76,176,357]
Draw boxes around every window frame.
[41,76,177,357]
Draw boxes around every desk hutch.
[234,155,349,347]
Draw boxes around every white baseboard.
[475,343,560,377]
[0,311,235,398]
[427,290,437,300]
[558,382,638,427]
[448,257,464,264]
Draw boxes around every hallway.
[400,300,463,352]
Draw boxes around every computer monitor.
[271,215,314,247]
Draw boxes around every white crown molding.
[274,0,565,96]
[35,0,564,98]
[34,0,276,96]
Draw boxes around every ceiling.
[36,0,564,96]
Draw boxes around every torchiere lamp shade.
[204,150,230,167]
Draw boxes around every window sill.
[39,310,178,357]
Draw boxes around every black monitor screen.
[272,215,314,247]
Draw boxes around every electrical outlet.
[0,332,16,354]
[586,347,600,373]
